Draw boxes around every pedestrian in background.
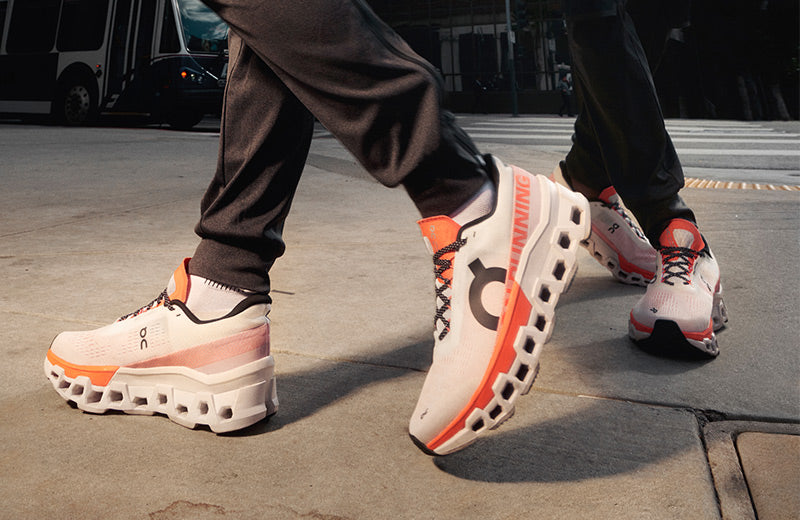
[557,72,573,117]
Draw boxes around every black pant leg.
[562,73,611,194]
[563,1,695,245]
[190,32,314,292]
[189,0,490,290]
[199,0,486,216]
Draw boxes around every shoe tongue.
[167,258,192,302]
[418,216,461,253]
[659,219,705,250]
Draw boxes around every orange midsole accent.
[618,255,655,280]
[628,314,653,334]
[427,281,532,451]
[46,350,119,387]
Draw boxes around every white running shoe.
[409,156,590,455]
[583,187,657,286]
[551,165,656,286]
[44,259,278,433]
[629,219,728,357]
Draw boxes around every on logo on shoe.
[468,259,506,331]
[466,172,533,333]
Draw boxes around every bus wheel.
[55,79,96,125]
[167,109,204,130]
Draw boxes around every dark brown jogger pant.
[189,0,488,292]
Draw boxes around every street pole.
[504,0,519,117]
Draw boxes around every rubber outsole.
[44,355,278,433]
[631,320,719,359]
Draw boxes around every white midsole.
[44,356,277,433]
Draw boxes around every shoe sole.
[44,353,278,433]
[629,283,728,358]
[581,226,654,286]
[421,174,591,455]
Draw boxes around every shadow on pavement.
[221,329,707,485]
[432,397,701,483]
[226,338,432,437]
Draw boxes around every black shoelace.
[432,237,467,340]
[117,289,175,321]
[659,247,698,285]
[602,199,648,241]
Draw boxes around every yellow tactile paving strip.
[685,177,800,191]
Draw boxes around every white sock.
[184,275,252,320]
[450,180,495,226]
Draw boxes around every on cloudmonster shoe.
[551,164,657,286]
[409,155,590,455]
[44,259,278,433]
[629,219,728,357]
[581,186,657,286]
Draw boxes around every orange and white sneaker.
[629,219,728,357]
[582,187,657,286]
[551,164,656,285]
[44,259,277,433]
[409,155,590,455]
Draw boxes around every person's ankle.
[555,161,602,201]
[449,180,495,226]
[184,275,254,320]
[571,179,603,201]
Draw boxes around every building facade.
[370,0,569,113]
[369,0,799,120]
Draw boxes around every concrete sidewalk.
[1,122,798,519]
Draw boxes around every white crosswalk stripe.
[462,116,800,150]
[462,116,800,188]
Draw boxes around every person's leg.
[621,1,727,356]
[555,50,657,286]
[625,0,672,73]
[560,1,727,356]
[561,83,608,200]
[185,0,490,294]
[562,0,678,199]
[189,31,314,294]
[200,0,488,221]
[563,1,695,245]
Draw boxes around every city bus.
[0,0,228,128]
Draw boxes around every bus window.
[135,0,156,67]
[107,0,132,95]
[176,0,226,53]
[6,0,61,53]
[159,0,180,54]
[0,0,8,48]
[57,0,109,52]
